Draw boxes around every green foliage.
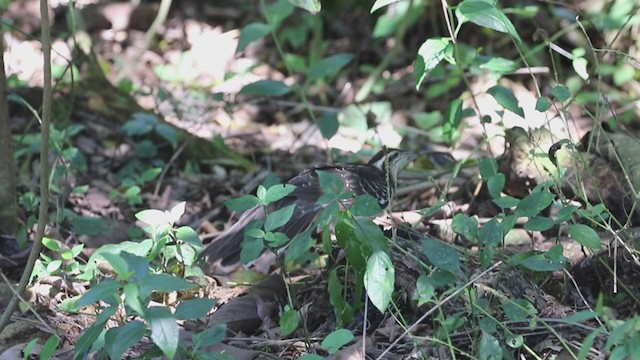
[63,202,219,359]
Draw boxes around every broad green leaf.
[265,184,297,204]
[193,324,227,348]
[122,113,157,136]
[146,306,179,359]
[452,214,478,242]
[155,123,177,148]
[40,335,60,360]
[524,216,554,231]
[318,111,339,139]
[239,80,292,97]
[415,275,435,306]
[487,174,505,198]
[488,85,524,118]
[457,0,521,42]
[105,321,145,360]
[175,226,202,248]
[265,204,296,232]
[515,191,554,217]
[416,37,452,90]
[135,209,169,227]
[42,237,60,251]
[265,0,295,30]
[75,280,120,307]
[288,0,321,13]
[139,274,197,295]
[224,195,259,212]
[317,171,344,195]
[240,225,265,264]
[169,201,186,224]
[245,228,265,239]
[322,329,354,354]
[421,237,461,273]
[285,229,315,264]
[101,252,133,280]
[535,96,552,112]
[365,251,395,312]
[264,231,290,247]
[371,0,401,13]
[443,98,463,143]
[479,331,502,360]
[514,245,568,271]
[123,283,144,315]
[478,157,499,178]
[237,23,271,52]
[478,56,518,74]
[552,85,571,102]
[569,224,601,249]
[280,307,301,336]
[306,53,354,83]
[175,298,218,320]
[351,194,382,216]
[493,195,520,208]
[502,299,537,321]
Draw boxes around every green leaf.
[240,226,265,264]
[318,111,339,139]
[280,307,301,336]
[421,237,461,273]
[264,231,290,247]
[503,299,537,321]
[122,113,157,136]
[416,37,452,90]
[101,252,133,279]
[265,204,296,232]
[524,216,554,231]
[493,195,520,208]
[245,228,266,239]
[322,329,354,354]
[486,174,505,198]
[40,335,60,360]
[371,0,401,13]
[535,96,552,112]
[175,226,202,248]
[552,85,571,102]
[175,298,218,320]
[135,209,170,227]
[478,56,518,74]
[364,251,395,313]
[139,274,197,295]
[239,80,292,97]
[224,195,259,212]
[145,306,179,359]
[155,123,178,148]
[351,194,382,216]
[105,321,146,360]
[42,237,60,251]
[513,245,568,271]
[265,0,295,30]
[317,171,344,195]
[237,22,271,52]
[569,224,601,249]
[478,157,498,178]
[193,324,227,348]
[265,184,297,204]
[515,191,554,217]
[75,280,121,307]
[451,214,478,242]
[488,85,524,118]
[306,53,354,83]
[456,0,521,42]
[287,0,321,13]
[328,269,355,325]
[478,330,503,360]
[415,275,435,306]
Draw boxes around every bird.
[201,148,416,274]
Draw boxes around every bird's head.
[368,148,416,181]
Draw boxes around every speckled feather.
[201,149,414,272]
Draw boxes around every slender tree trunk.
[0,30,19,236]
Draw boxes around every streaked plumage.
[202,148,415,273]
